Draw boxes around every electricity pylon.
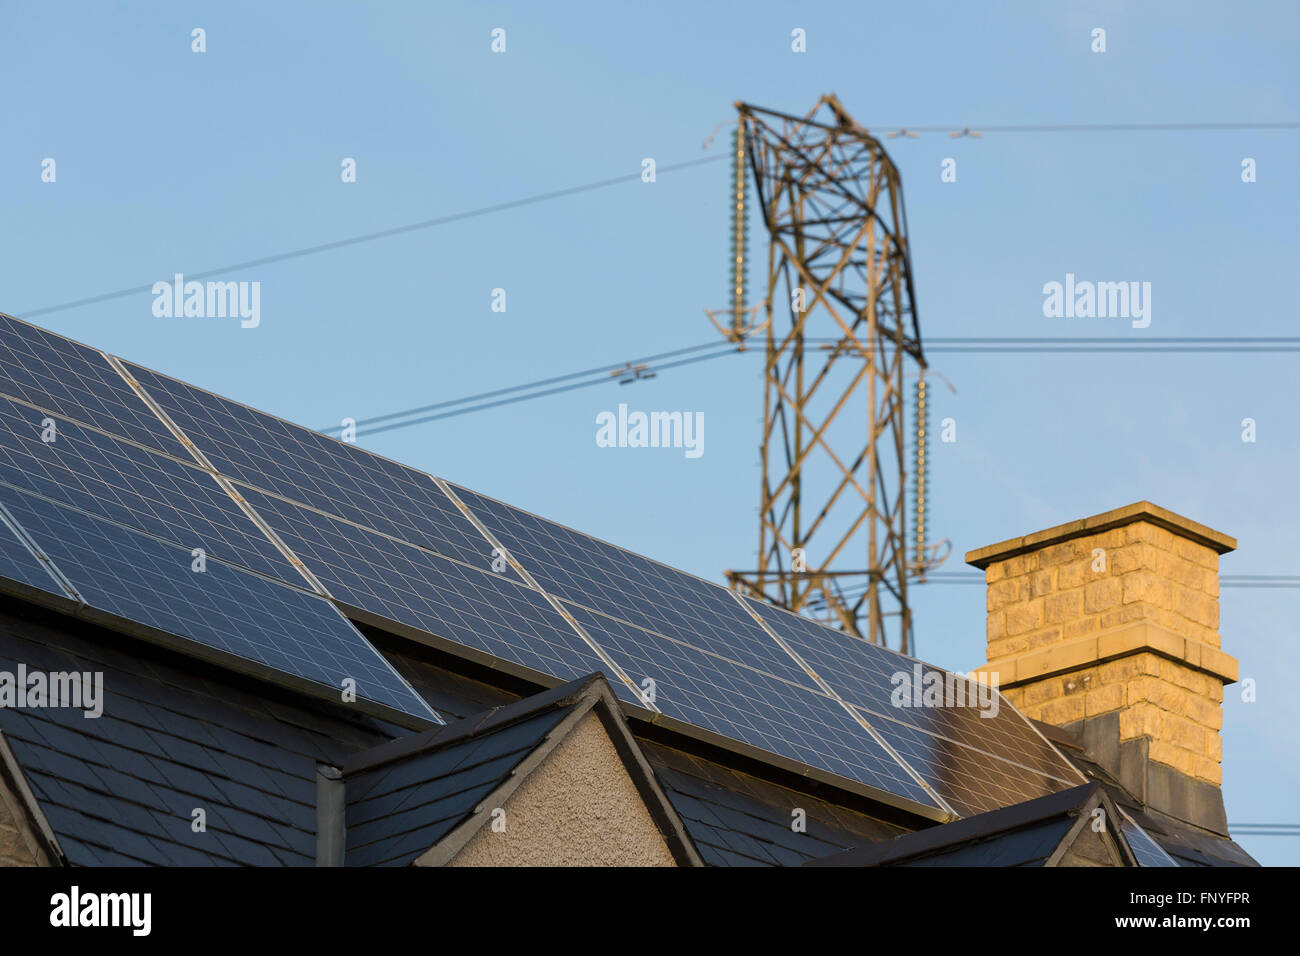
[718,95,927,653]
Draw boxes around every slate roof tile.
[207,828,284,867]
[0,609,396,867]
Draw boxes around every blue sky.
[2,1,1296,863]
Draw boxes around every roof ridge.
[342,673,604,777]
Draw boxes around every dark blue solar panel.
[563,600,940,809]
[125,364,512,577]
[0,314,189,459]
[0,509,67,597]
[238,486,624,691]
[1122,817,1180,867]
[0,395,297,583]
[746,597,1082,784]
[854,706,1071,817]
[449,484,819,687]
[0,483,438,723]
[451,483,1079,811]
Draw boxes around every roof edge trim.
[0,728,65,866]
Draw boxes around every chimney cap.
[965,501,1237,570]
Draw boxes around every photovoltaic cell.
[125,364,511,577]
[854,706,1071,818]
[1122,817,1180,867]
[746,597,1082,784]
[0,314,188,459]
[0,514,66,597]
[450,484,819,688]
[0,483,437,723]
[564,600,940,809]
[238,486,622,689]
[0,394,297,583]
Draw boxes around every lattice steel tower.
[718,95,927,653]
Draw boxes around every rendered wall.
[450,711,677,867]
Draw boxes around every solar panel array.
[124,363,514,579]
[0,314,436,724]
[0,484,433,719]
[238,485,618,685]
[0,319,189,459]
[0,312,1087,818]
[449,481,1082,814]
[0,393,294,581]
[746,597,1083,817]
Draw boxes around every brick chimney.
[967,502,1238,831]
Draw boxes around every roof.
[807,783,1138,867]
[341,673,700,866]
[641,738,907,866]
[0,600,397,866]
[1037,716,1258,867]
[0,313,1259,867]
[0,311,1091,829]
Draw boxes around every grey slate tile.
[348,780,495,852]
[204,803,297,851]
[90,765,166,808]
[42,807,171,865]
[208,828,281,867]
[145,756,231,806]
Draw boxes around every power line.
[928,337,1300,342]
[325,333,1300,438]
[1231,824,1300,836]
[338,341,725,431]
[870,121,1300,135]
[815,574,1300,609]
[19,155,727,320]
[324,342,737,437]
[13,118,1296,321]
[808,574,1300,612]
[926,345,1300,353]
[360,349,735,436]
[898,574,1300,587]
[813,337,1300,353]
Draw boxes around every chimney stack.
[967,502,1238,831]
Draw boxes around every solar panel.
[237,485,625,691]
[450,483,1082,812]
[562,600,941,809]
[746,597,1083,785]
[0,483,438,724]
[0,314,188,459]
[125,364,515,578]
[851,706,1072,817]
[0,395,297,583]
[0,507,67,598]
[449,483,822,688]
[1121,814,1180,867]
